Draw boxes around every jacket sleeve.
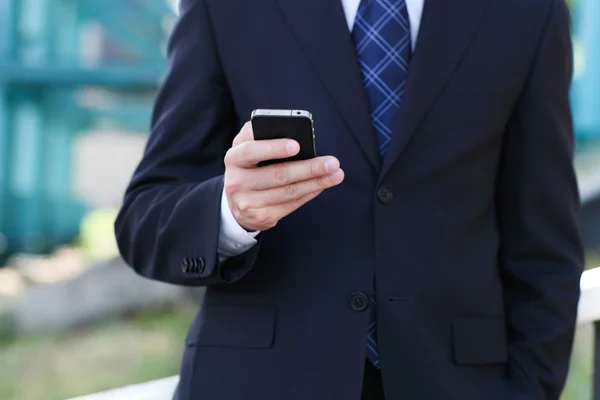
[498,0,584,398]
[114,0,261,286]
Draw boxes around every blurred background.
[0,0,598,399]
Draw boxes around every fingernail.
[331,169,344,183]
[286,142,299,155]
[325,158,339,173]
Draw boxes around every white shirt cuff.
[217,188,259,258]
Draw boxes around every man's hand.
[224,122,345,232]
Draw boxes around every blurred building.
[0,0,176,262]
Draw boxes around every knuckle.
[224,148,236,166]
[283,184,298,198]
[224,177,241,195]
[273,165,286,184]
[261,215,278,229]
[239,142,253,161]
[317,175,332,188]
[237,199,252,212]
[231,208,245,224]
[251,209,272,226]
[310,160,321,178]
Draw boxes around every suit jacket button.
[350,293,369,312]
[181,258,190,273]
[377,186,393,204]
[196,258,206,273]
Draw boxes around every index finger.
[232,122,254,147]
[227,139,300,168]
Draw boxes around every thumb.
[232,121,254,147]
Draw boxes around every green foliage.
[561,325,593,400]
[0,305,195,400]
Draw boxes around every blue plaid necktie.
[352,0,412,367]
[353,0,412,157]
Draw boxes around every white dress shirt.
[218,0,424,258]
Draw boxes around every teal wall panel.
[42,89,82,246]
[50,0,80,63]
[9,91,45,252]
[572,0,600,139]
[19,0,51,64]
[0,88,10,246]
[0,0,16,256]
[0,0,174,259]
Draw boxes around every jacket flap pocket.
[187,305,276,348]
[453,316,507,365]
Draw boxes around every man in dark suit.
[115,0,584,398]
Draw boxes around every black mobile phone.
[251,109,316,166]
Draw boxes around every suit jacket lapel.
[275,0,381,171]
[380,0,493,180]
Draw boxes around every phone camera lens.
[296,112,301,115]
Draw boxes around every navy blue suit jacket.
[115,0,584,398]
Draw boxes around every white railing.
[67,375,179,400]
[576,267,600,326]
[67,266,600,400]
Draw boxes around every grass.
[561,255,600,399]
[587,252,600,271]
[562,324,593,400]
[0,304,196,400]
